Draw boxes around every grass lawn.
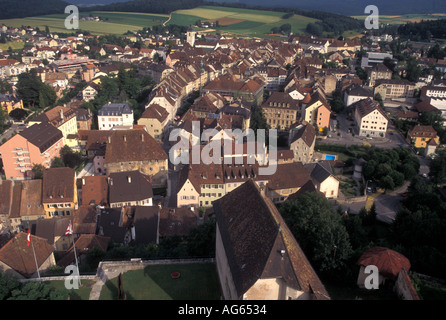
[99,263,221,300]
[44,279,96,300]
[0,41,25,51]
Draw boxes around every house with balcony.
[0,122,63,180]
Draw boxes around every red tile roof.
[357,247,411,279]
[0,232,54,278]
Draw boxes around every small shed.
[357,246,420,300]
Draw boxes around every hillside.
[211,0,446,15]
[0,0,69,19]
[81,0,206,14]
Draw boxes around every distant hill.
[80,0,206,14]
[210,0,446,15]
[66,0,127,6]
[0,0,69,19]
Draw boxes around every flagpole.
[72,235,81,286]
[30,238,41,283]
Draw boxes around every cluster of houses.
[0,24,439,300]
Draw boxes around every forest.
[397,19,446,41]
[82,0,206,14]
[0,0,68,19]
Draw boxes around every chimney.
[60,108,64,120]
[123,135,126,142]
[108,136,111,144]
[141,134,144,142]
[82,178,85,185]
[128,176,131,183]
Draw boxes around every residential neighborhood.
[0,3,446,303]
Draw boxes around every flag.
[65,222,73,235]
[27,229,31,247]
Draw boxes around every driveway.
[0,123,18,143]
[326,112,408,149]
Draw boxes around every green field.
[0,11,169,35]
[352,13,446,25]
[0,6,318,37]
[171,5,319,37]
[0,41,25,51]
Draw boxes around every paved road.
[0,123,18,143]
[326,111,408,149]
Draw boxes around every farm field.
[0,11,169,35]
[352,13,446,25]
[171,5,319,37]
[0,5,323,38]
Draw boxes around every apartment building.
[374,79,415,100]
[262,92,299,130]
[0,122,63,180]
[353,98,389,137]
[98,102,134,130]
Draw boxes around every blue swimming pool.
[324,155,336,160]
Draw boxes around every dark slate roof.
[344,84,373,97]
[131,206,159,245]
[213,179,330,300]
[289,122,316,146]
[304,162,333,183]
[19,122,63,153]
[98,102,133,116]
[35,217,72,245]
[97,208,126,243]
[267,162,312,190]
[287,179,321,201]
[108,170,153,204]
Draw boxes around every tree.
[16,70,56,108]
[0,108,10,134]
[31,164,45,179]
[429,150,446,185]
[8,108,28,121]
[405,57,422,82]
[279,192,353,276]
[0,272,68,300]
[86,248,106,270]
[61,146,83,169]
[250,106,270,144]
[380,174,395,191]
[305,23,323,37]
[0,79,12,94]
[186,216,216,258]
[50,157,65,168]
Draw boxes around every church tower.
[186,27,196,47]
